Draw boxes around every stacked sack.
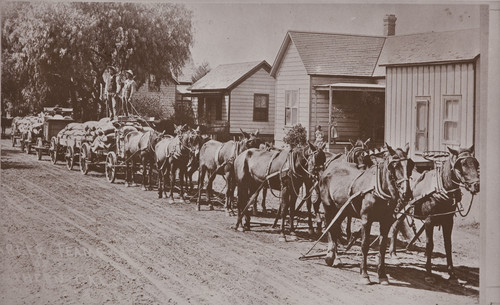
[12,116,44,135]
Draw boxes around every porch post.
[328,85,332,152]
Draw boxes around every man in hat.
[121,69,137,117]
[102,66,121,120]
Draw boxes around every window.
[253,94,269,122]
[285,90,298,125]
[148,74,160,92]
[414,98,429,153]
[443,96,461,144]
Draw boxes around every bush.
[283,123,307,148]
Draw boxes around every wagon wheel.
[80,143,91,175]
[36,138,43,160]
[66,146,75,170]
[50,137,58,165]
[11,134,16,147]
[20,138,25,152]
[105,151,117,183]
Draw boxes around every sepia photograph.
[1,1,499,304]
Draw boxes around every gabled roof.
[271,31,386,77]
[190,60,271,92]
[375,28,479,74]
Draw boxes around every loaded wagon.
[79,116,153,182]
[33,107,74,161]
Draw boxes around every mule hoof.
[208,204,214,211]
[125,183,130,187]
[359,277,371,285]
[141,186,147,191]
[237,227,245,232]
[278,236,286,242]
[325,254,335,267]
[196,205,201,211]
[288,234,297,241]
[308,229,315,236]
[379,277,390,285]
[425,276,436,284]
[168,198,175,204]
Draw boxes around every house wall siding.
[274,42,310,147]
[134,81,177,118]
[385,62,475,161]
[229,68,275,135]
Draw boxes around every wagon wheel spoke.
[66,146,74,170]
[105,152,117,183]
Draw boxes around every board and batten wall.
[229,67,275,135]
[273,42,310,147]
[385,62,476,161]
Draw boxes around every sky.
[185,3,480,69]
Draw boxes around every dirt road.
[0,138,479,304]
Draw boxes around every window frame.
[253,93,269,122]
[414,97,430,154]
[442,95,461,145]
[285,90,298,126]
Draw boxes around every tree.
[191,61,210,83]
[1,2,194,121]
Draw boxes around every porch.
[312,83,385,153]
[191,93,230,141]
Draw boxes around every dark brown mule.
[155,128,194,203]
[319,143,413,285]
[388,146,479,283]
[196,129,263,214]
[123,129,165,190]
[233,142,326,241]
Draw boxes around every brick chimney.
[383,14,397,36]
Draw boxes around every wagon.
[79,116,151,182]
[34,107,74,161]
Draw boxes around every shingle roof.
[272,31,386,77]
[376,28,479,70]
[190,60,271,92]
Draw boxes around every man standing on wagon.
[121,70,137,117]
[103,66,122,120]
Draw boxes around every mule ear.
[240,128,249,139]
[195,126,200,132]
[319,142,326,151]
[404,142,410,155]
[254,129,260,136]
[364,138,371,147]
[448,146,459,156]
[385,142,396,155]
[349,139,356,147]
[466,144,474,153]
[308,141,317,151]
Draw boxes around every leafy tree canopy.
[1,2,193,120]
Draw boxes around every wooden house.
[189,60,275,141]
[378,29,480,162]
[270,31,387,152]
[134,76,178,119]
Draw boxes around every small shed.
[189,60,275,141]
[378,28,480,162]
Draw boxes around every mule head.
[385,143,414,201]
[239,128,264,150]
[305,141,327,176]
[448,145,480,194]
[348,138,372,169]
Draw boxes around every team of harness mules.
[121,126,480,285]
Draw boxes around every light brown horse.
[388,146,479,283]
[319,143,413,285]
[233,142,326,241]
[196,129,263,214]
[123,129,165,190]
[155,128,194,203]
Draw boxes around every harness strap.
[374,162,392,200]
[214,143,223,168]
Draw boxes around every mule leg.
[141,156,147,191]
[288,182,299,241]
[224,171,233,216]
[279,184,289,242]
[206,170,216,211]
[197,166,206,211]
[442,216,456,281]
[226,174,236,216]
[157,162,163,198]
[235,181,248,231]
[359,198,374,285]
[169,166,176,204]
[179,167,186,203]
[324,208,339,267]
[377,218,392,285]
[261,186,267,214]
[125,158,130,187]
[424,218,435,283]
